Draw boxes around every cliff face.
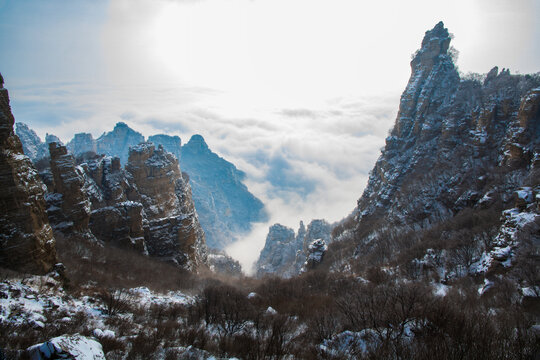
[82,154,146,253]
[126,143,207,270]
[357,22,539,228]
[181,134,268,249]
[0,84,57,273]
[328,22,540,280]
[256,219,331,278]
[46,142,98,247]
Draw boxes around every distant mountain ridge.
[16,121,267,250]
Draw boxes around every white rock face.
[27,334,105,360]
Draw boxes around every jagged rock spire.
[393,21,459,139]
[0,80,57,273]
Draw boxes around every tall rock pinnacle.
[0,79,57,273]
[394,21,459,139]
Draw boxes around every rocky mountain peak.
[96,122,144,165]
[414,21,451,67]
[394,22,459,139]
[15,123,62,161]
[184,134,210,154]
[67,133,96,156]
[15,123,42,160]
[148,134,182,161]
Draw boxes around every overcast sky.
[1,0,539,272]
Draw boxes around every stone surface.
[81,155,146,252]
[207,248,242,276]
[126,143,207,270]
[0,86,57,273]
[48,142,92,233]
[301,238,328,272]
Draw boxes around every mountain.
[41,125,267,250]
[66,132,97,156]
[125,143,207,270]
[326,22,539,282]
[0,81,57,273]
[256,219,331,277]
[15,122,62,162]
[96,122,145,165]
[147,134,182,161]
[181,134,268,248]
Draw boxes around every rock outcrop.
[96,122,144,165]
[327,22,540,279]
[301,238,327,272]
[48,142,93,233]
[256,219,332,277]
[27,334,105,360]
[81,154,146,252]
[0,82,57,273]
[125,143,207,270]
[181,134,268,249]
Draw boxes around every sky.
[1,0,539,272]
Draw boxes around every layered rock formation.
[327,22,540,279]
[181,134,268,248]
[125,143,207,270]
[256,219,331,277]
[40,123,268,251]
[81,154,146,252]
[0,82,57,273]
[96,122,144,165]
[46,142,96,244]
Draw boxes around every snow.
[265,306,277,315]
[93,328,116,338]
[516,187,533,202]
[433,283,449,297]
[129,286,193,306]
[478,278,493,295]
[27,334,105,360]
[247,292,257,299]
